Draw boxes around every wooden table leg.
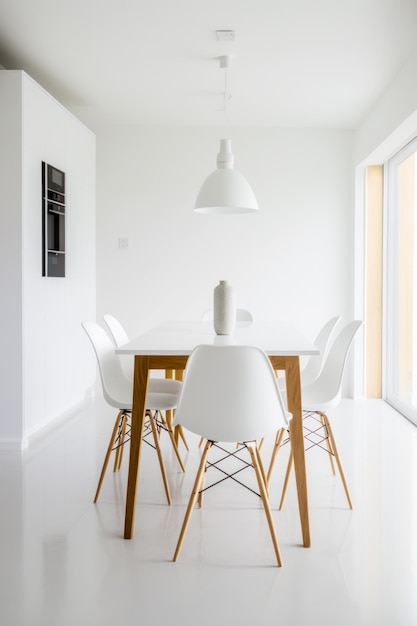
[165,369,174,431]
[285,355,311,548]
[124,355,149,539]
[173,369,188,447]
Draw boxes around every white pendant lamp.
[194,45,259,215]
[194,138,259,214]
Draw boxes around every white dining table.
[117,319,318,547]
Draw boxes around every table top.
[116,320,319,357]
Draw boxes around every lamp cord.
[222,66,232,138]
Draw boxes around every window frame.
[385,136,417,424]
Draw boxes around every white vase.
[213,280,236,335]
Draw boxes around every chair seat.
[283,384,341,413]
[146,391,180,411]
[301,390,341,413]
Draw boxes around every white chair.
[202,308,254,322]
[103,313,189,451]
[268,320,362,509]
[171,344,291,566]
[200,308,256,447]
[82,320,185,505]
[277,316,341,392]
[103,313,133,379]
[300,316,342,386]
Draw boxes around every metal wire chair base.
[198,442,265,499]
[94,408,184,504]
[267,410,352,510]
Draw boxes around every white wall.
[96,125,354,347]
[352,44,417,397]
[0,72,24,445]
[354,43,417,166]
[0,71,96,448]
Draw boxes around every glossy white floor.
[1,397,416,626]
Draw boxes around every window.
[386,138,417,424]
[365,166,383,398]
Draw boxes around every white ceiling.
[0,0,417,131]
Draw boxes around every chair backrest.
[173,344,290,443]
[202,308,254,322]
[303,320,362,408]
[82,320,132,410]
[103,314,133,379]
[103,314,130,346]
[301,316,342,386]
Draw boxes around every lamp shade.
[194,139,259,214]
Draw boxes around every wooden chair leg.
[319,412,336,475]
[197,462,208,508]
[176,424,189,451]
[255,444,268,495]
[158,411,185,472]
[321,412,353,509]
[113,417,123,472]
[279,448,293,510]
[94,411,124,503]
[173,441,212,562]
[248,443,282,567]
[149,411,172,505]
[166,408,173,431]
[167,411,189,450]
[114,413,128,472]
[266,428,286,486]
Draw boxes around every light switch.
[118,238,129,250]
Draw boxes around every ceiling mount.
[216,29,235,42]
